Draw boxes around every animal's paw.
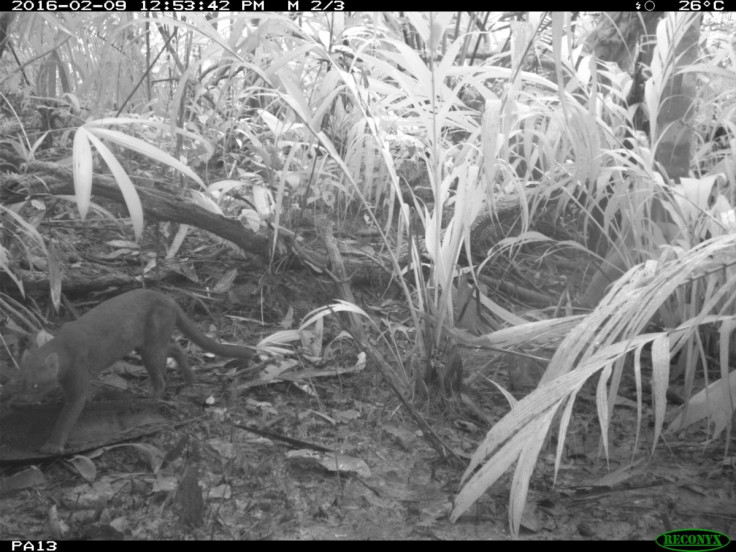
[39,441,64,455]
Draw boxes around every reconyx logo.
[656,529,731,552]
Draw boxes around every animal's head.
[12,350,61,401]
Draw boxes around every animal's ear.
[22,329,46,354]
[36,353,61,380]
[34,329,54,348]
[45,353,60,372]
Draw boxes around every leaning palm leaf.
[453,232,736,536]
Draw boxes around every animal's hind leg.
[168,343,193,385]
[141,303,177,398]
[140,346,168,398]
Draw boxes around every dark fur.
[15,290,253,454]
